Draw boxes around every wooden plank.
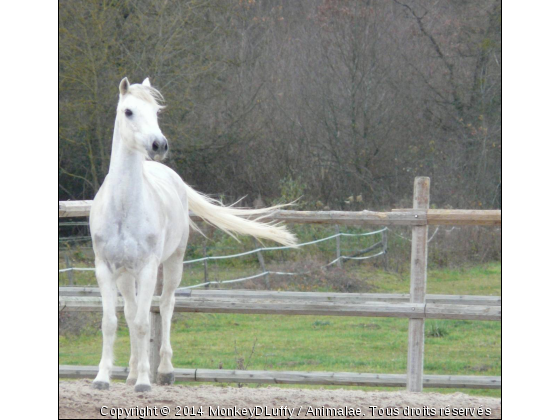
[194,369,408,387]
[426,304,501,321]
[392,209,501,226]
[60,200,426,226]
[422,374,501,389]
[424,294,501,306]
[58,296,500,321]
[407,176,430,392]
[58,365,194,382]
[227,209,424,226]
[58,200,93,218]
[428,210,501,226]
[59,287,501,306]
[184,291,501,306]
[194,369,501,389]
[60,201,499,226]
[173,298,425,318]
[58,365,500,389]
[59,296,422,318]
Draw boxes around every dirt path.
[59,380,501,419]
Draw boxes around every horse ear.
[142,78,151,87]
[119,77,130,95]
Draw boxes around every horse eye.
[125,109,133,117]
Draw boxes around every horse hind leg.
[157,249,184,385]
[92,261,118,390]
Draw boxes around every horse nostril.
[152,141,159,152]
[164,143,168,151]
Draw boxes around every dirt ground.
[59,379,501,419]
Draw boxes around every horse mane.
[128,84,166,110]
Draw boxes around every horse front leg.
[132,258,159,392]
[116,272,139,386]
[157,249,185,385]
[92,260,118,390]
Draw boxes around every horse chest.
[92,214,160,271]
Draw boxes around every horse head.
[117,77,168,161]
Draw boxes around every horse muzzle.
[148,136,168,161]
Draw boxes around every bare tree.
[59,0,501,210]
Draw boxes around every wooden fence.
[58,176,501,392]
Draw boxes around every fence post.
[335,225,342,268]
[149,265,164,383]
[64,252,74,286]
[406,176,430,392]
[203,243,209,288]
[253,238,269,289]
[382,229,388,271]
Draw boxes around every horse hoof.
[92,381,110,390]
[134,383,152,392]
[126,378,137,386]
[158,372,175,385]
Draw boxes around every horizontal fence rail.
[59,294,501,321]
[59,287,501,307]
[59,365,500,389]
[59,200,501,226]
[391,209,501,226]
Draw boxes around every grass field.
[59,262,501,397]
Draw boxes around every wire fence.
[180,228,386,265]
[59,220,501,289]
[59,217,501,289]
[58,226,389,288]
[179,246,387,290]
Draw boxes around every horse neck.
[106,117,146,209]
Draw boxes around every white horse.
[89,77,297,392]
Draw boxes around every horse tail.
[184,183,298,247]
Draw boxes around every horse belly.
[161,222,188,262]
